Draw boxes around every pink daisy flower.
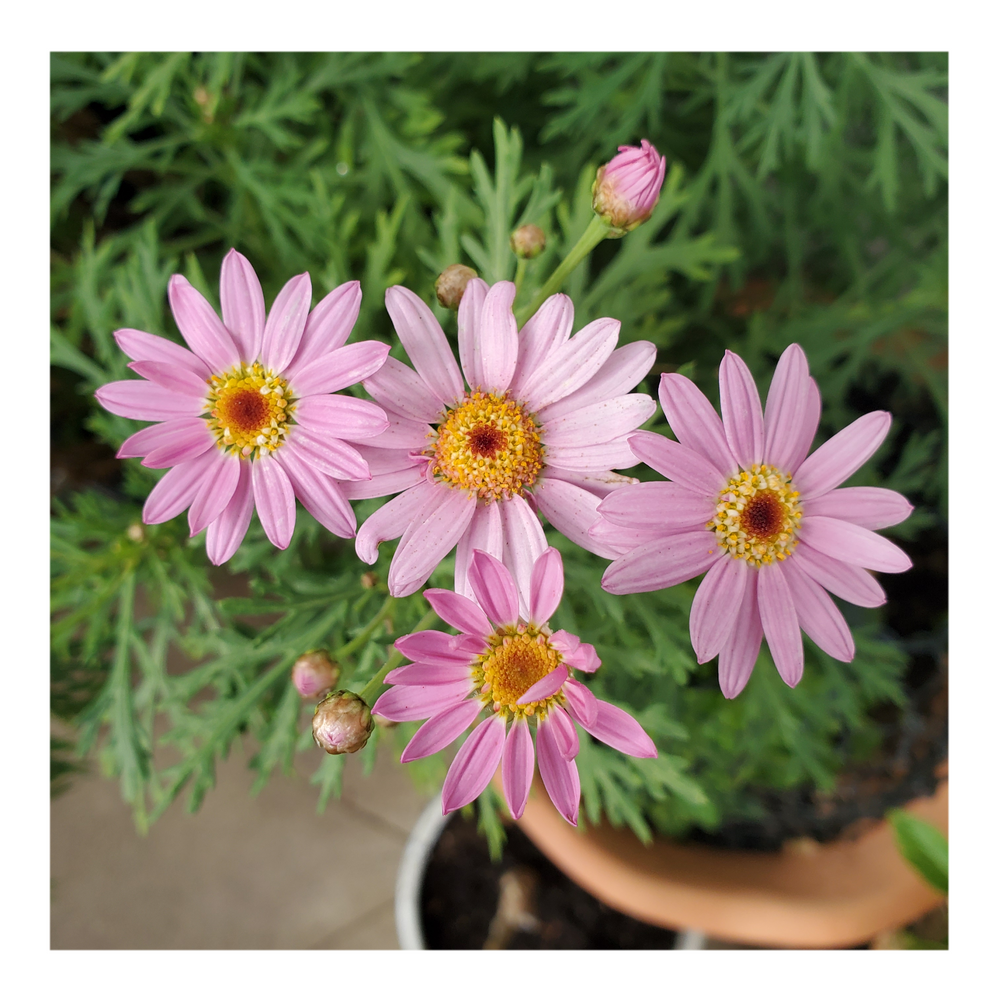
[597,344,914,698]
[95,250,390,564]
[373,548,657,825]
[351,281,657,613]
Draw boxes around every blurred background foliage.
[51,52,947,849]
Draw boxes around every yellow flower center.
[428,391,544,501]
[710,463,802,567]
[205,362,295,459]
[474,625,563,720]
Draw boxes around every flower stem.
[513,256,528,294]
[335,594,396,662]
[358,607,439,707]
[514,215,610,326]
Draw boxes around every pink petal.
[602,531,721,595]
[532,477,620,560]
[762,344,819,473]
[286,281,361,376]
[127,360,209,398]
[757,563,803,688]
[717,578,763,699]
[529,547,564,626]
[562,677,597,725]
[794,411,892,499]
[457,276,489,389]
[141,450,217,524]
[468,549,519,627]
[339,464,426,501]
[792,540,886,608]
[290,341,391,398]
[274,444,356,538]
[498,494,547,620]
[577,699,657,759]
[441,715,507,813]
[395,630,477,667]
[261,272,311,373]
[95,380,204,421]
[386,663,475,686]
[563,641,600,673]
[541,394,656,448]
[423,589,493,638]
[798,515,913,573]
[543,469,638,500]
[517,664,568,705]
[546,704,579,760]
[251,454,296,549]
[781,558,855,663]
[400,699,483,763]
[805,487,913,530]
[628,431,724,498]
[597,481,714,530]
[167,274,240,373]
[476,281,518,393]
[689,556,748,663]
[294,395,389,441]
[544,438,638,474]
[517,317,620,411]
[363,356,445,424]
[219,249,265,362]
[205,459,255,565]
[455,500,503,605]
[388,487,478,597]
[117,417,208,460]
[588,518,665,557]
[113,328,210,380]
[507,292,574,398]
[142,420,215,469]
[355,482,436,564]
[188,450,240,535]
[385,285,465,404]
[374,681,474,723]
[536,719,580,825]
[537,341,656,423]
[287,428,370,481]
[501,717,535,820]
[719,350,764,469]
[359,413,433,451]
[657,372,738,477]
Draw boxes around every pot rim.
[395,792,448,950]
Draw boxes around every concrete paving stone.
[310,899,399,950]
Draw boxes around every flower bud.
[312,690,374,755]
[292,650,340,699]
[510,224,546,260]
[435,264,478,310]
[592,139,667,235]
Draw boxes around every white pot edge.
[395,791,449,950]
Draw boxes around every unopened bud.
[292,650,340,699]
[435,264,478,310]
[592,139,667,236]
[360,571,379,590]
[126,523,145,543]
[312,690,374,755]
[510,224,546,259]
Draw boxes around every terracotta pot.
[514,772,948,949]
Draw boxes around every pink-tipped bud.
[435,264,478,310]
[510,224,546,260]
[292,650,340,700]
[592,139,667,235]
[312,690,374,755]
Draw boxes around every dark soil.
[420,814,678,950]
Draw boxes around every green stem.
[514,215,611,326]
[513,256,528,294]
[335,594,396,661]
[359,607,438,706]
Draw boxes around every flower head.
[592,139,667,234]
[292,649,340,699]
[596,344,914,697]
[510,224,546,260]
[352,282,656,613]
[95,251,390,563]
[435,264,478,310]
[312,690,374,754]
[372,548,656,825]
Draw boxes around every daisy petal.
[395,630,477,666]
[501,717,535,820]
[290,341,391,398]
[441,715,507,814]
[274,445,356,538]
[498,494,547,620]
[532,477,620,560]
[142,419,215,469]
[658,372,738,476]
[588,518,665,557]
[477,281,518,393]
[628,431,724,497]
[689,556,748,663]
[508,293,574,398]
[718,578,763,699]
[455,500,503,605]
[356,482,436,564]
[205,460,255,565]
[294,395,389,441]
[385,285,465,404]
[805,487,914,530]
[792,540,886,608]
[781,558,855,662]
[423,589,493,638]
[386,663,475,686]
[541,394,656,448]
[117,417,209,460]
[95,380,204,421]
[562,678,597,726]
[798,515,913,573]
[286,281,362,376]
[374,681,474,723]
[547,704,580,760]
[400,699,483,763]
[457,276,489,388]
[219,249,265,362]
[363,356,444,424]
[167,274,240,373]
[576,699,657,759]
[127,360,209,398]
[602,531,721,595]
[261,272,311,373]
[757,563,803,688]
[338,463,426,501]
[529,547,564,626]
[517,664,568,705]
[289,429,370,481]
[113,328,211,379]
[794,411,892,500]
[720,350,764,469]
[544,438,638,474]
[251,454,296,549]
[187,452,241,536]
[360,414,434,451]
[762,344,818,473]
[142,450,218,524]
[536,720,580,826]
[597,481,714,530]
[468,549,519,627]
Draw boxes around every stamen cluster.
[429,391,544,501]
[473,624,562,720]
[710,463,802,567]
[206,362,295,459]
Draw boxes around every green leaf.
[888,810,948,894]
